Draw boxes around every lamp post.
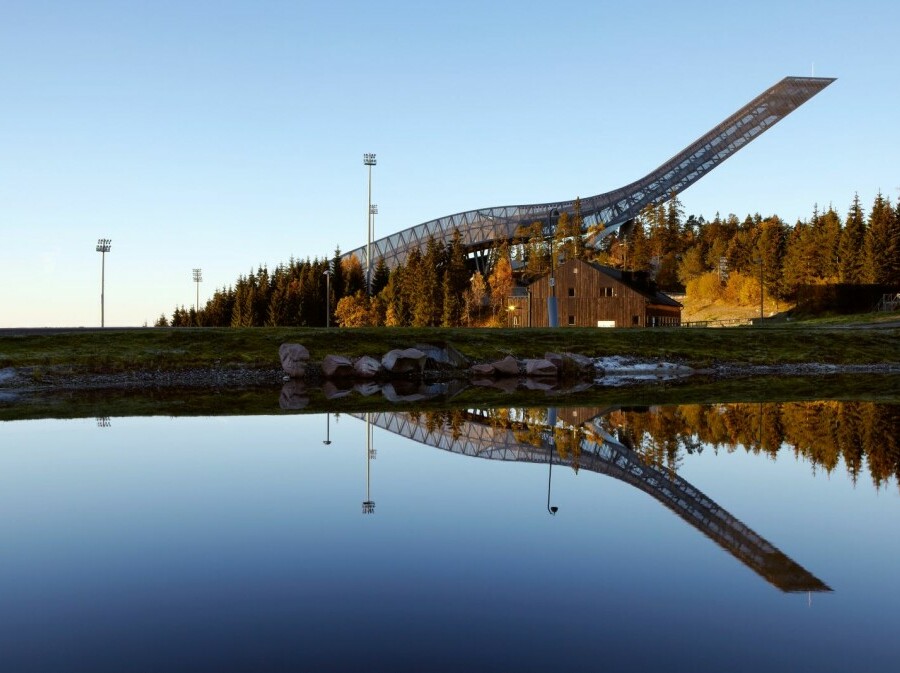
[546,210,559,327]
[96,238,111,328]
[362,413,375,515]
[364,153,376,293]
[192,268,202,324]
[323,413,332,445]
[547,407,558,515]
[323,267,331,328]
[369,203,378,289]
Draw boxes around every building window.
[568,315,575,325]
[632,315,640,326]
[568,287,575,297]
[600,287,614,297]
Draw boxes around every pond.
[1,401,898,672]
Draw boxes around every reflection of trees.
[600,402,900,490]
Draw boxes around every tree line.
[159,191,900,327]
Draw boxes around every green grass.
[0,323,898,374]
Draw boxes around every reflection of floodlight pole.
[96,238,111,327]
[547,407,558,515]
[364,153,376,294]
[192,268,202,325]
[323,267,331,328]
[323,412,332,445]
[362,413,375,514]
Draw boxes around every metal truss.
[344,76,834,269]
[352,409,831,593]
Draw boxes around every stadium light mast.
[364,153,376,293]
[96,238,111,328]
[192,268,202,324]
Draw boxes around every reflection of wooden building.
[506,259,682,328]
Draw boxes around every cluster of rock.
[280,343,597,384]
[469,352,595,379]
[279,343,464,381]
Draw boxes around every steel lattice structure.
[344,76,834,270]
[352,409,831,593]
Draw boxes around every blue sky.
[2,0,898,327]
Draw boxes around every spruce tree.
[865,192,899,284]
[838,194,867,283]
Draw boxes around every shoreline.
[2,360,899,397]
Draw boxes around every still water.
[1,402,898,672]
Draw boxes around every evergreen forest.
[160,191,900,328]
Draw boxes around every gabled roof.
[525,258,682,308]
[584,261,683,308]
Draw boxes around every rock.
[563,352,595,372]
[323,380,353,399]
[525,358,558,377]
[414,343,470,368]
[354,382,382,396]
[471,377,519,392]
[523,377,557,391]
[382,382,428,402]
[354,355,382,378]
[544,352,565,370]
[279,343,310,378]
[279,381,309,409]
[321,354,354,378]
[492,355,520,377]
[381,348,426,375]
[470,363,496,376]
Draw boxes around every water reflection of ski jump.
[351,408,831,594]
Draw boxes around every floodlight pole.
[323,268,332,328]
[546,210,559,327]
[96,238,111,328]
[370,203,378,289]
[192,268,202,324]
[364,153,376,293]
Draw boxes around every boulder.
[279,381,309,410]
[381,348,426,375]
[323,380,353,399]
[279,343,310,378]
[471,377,520,393]
[414,343,470,368]
[492,355,520,377]
[321,354,354,378]
[470,363,496,376]
[523,377,557,391]
[382,382,429,402]
[563,352,595,372]
[525,358,558,378]
[354,355,382,378]
[543,352,565,370]
[354,381,382,396]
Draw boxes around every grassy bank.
[1,322,898,374]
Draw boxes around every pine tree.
[838,194,867,283]
[442,229,468,326]
[865,192,899,284]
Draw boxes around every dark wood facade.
[506,259,682,328]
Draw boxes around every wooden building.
[506,258,682,328]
